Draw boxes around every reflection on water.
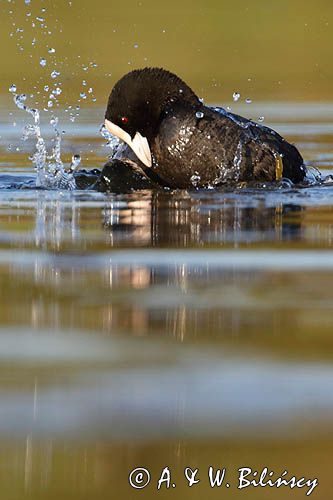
[2,0,333,492]
[0,102,333,498]
[0,186,332,249]
[0,328,333,441]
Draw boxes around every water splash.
[12,89,80,190]
[190,173,201,187]
[195,111,204,119]
[305,165,323,184]
[100,124,120,156]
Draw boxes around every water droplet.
[47,100,53,108]
[69,154,81,172]
[82,80,87,86]
[134,43,139,48]
[44,85,49,91]
[50,70,60,79]
[233,92,240,102]
[196,111,204,119]
[48,47,55,54]
[190,173,201,187]
[323,174,333,184]
[9,84,17,93]
[80,92,87,99]
[100,123,120,150]
[36,16,44,22]
[40,57,46,67]
[258,116,265,122]
[14,94,27,112]
[245,98,252,104]
[52,87,62,96]
[25,0,31,4]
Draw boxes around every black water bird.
[93,159,159,193]
[103,68,306,189]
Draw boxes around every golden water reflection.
[0,190,332,359]
[0,438,330,500]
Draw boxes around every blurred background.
[0,1,333,499]
[1,0,333,108]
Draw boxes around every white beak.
[104,119,152,168]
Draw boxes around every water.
[2,0,333,494]
[232,91,240,102]
[10,91,80,190]
[1,100,333,498]
[50,70,60,79]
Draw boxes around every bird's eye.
[121,116,128,124]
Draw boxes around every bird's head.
[104,67,199,167]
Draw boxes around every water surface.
[0,102,333,498]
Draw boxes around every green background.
[1,0,333,108]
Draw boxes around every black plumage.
[104,68,306,189]
[93,160,159,193]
